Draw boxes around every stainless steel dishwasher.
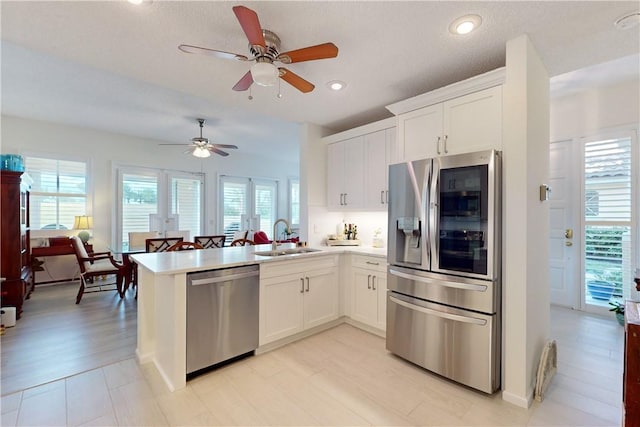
[186,264,259,375]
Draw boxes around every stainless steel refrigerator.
[386,149,501,393]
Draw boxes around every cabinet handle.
[372,276,377,291]
[300,278,305,293]
[366,261,379,266]
[367,274,372,289]
[339,193,344,206]
[380,190,385,204]
[436,136,441,155]
[305,276,310,292]
[443,135,448,154]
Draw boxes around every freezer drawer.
[388,265,498,314]
[186,265,259,375]
[386,291,500,393]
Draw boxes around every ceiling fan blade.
[232,6,266,48]
[212,144,238,149]
[279,68,315,93]
[209,147,230,157]
[277,42,339,64]
[232,70,254,91]
[159,143,192,146]
[178,44,248,61]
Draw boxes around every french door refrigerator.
[386,149,501,393]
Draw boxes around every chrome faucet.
[272,218,290,251]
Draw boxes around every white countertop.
[130,243,387,276]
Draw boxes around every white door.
[303,268,339,329]
[549,140,579,308]
[327,142,344,210]
[342,136,365,209]
[351,267,377,325]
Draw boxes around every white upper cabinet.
[364,128,396,210]
[388,68,505,162]
[324,117,396,212]
[327,136,364,210]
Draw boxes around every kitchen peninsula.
[131,243,386,391]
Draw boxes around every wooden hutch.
[0,170,34,319]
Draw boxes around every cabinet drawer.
[260,255,338,279]
[351,255,386,272]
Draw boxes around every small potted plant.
[609,301,625,326]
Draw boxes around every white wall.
[501,34,551,408]
[1,114,298,252]
[550,79,640,141]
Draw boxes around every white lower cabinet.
[350,255,387,331]
[259,255,339,345]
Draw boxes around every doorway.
[550,129,638,313]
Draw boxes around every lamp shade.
[73,215,93,230]
[251,62,279,87]
[192,146,211,158]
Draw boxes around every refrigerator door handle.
[389,295,487,326]
[388,268,488,292]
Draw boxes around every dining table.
[108,242,145,291]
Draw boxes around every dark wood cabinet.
[0,170,33,319]
[624,300,640,426]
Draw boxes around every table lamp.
[73,215,93,244]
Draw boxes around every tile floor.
[0,306,624,426]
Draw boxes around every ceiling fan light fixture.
[251,62,279,87]
[614,11,640,30]
[449,14,482,35]
[192,146,211,158]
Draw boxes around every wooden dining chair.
[230,238,255,247]
[70,236,125,304]
[194,235,226,249]
[145,237,184,252]
[167,241,204,251]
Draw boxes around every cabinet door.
[303,267,339,330]
[351,267,378,326]
[442,86,502,155]
[398,104,442,162]
[327,142,345,210]
[342,136,365,209]
[374,273,387,331]
[260,274,305,345]
[364,130,387,210]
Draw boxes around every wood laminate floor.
[1,282,624,426]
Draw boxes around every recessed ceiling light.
[327,80,346,91]
[449,14,482,35]
[614,11,640,30]
[127,0,153,5]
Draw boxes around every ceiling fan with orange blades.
[159,119,238,158]
[178,5,339,93]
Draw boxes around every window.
[289,178,300,228]
[583,135,634,306]
[25,156,88,230]
[220,176,278,243]
[116,167,204,246]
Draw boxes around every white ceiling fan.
[160,119,238,158]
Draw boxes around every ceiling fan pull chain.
[248,86,253,101]
[277,78,283,99]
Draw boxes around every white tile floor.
[1,306,624,426]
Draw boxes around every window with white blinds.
[121,172,158,243]
[117,168,204,247]
[220,176,278,243]
[26,156,87,230]
[289,178,300,228]
[584,136,633,305]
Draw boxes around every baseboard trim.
[501,389,533,408]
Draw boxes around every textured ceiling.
[1,1,639,163]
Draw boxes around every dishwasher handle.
[190,270,259,286]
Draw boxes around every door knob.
[565,229,573,239]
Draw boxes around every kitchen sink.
[253,248,321,257]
